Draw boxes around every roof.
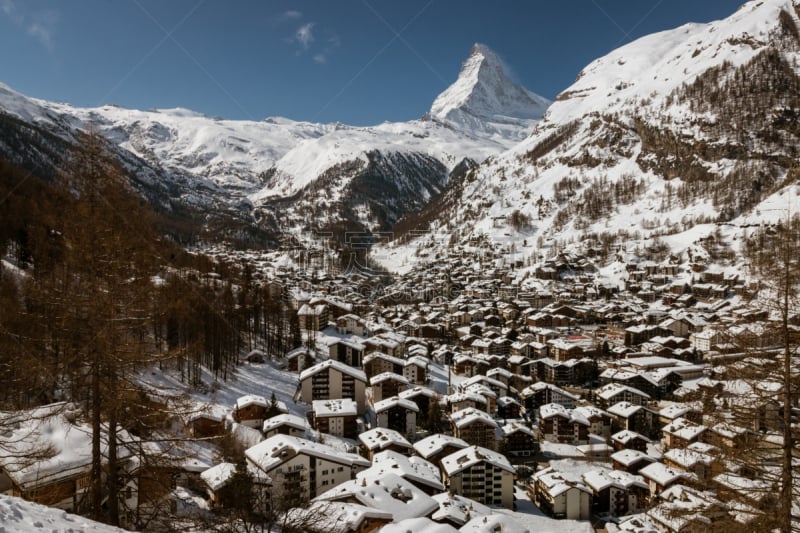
[358,427,412,451]
[373,396,419,414]
[0,403,133,490]
[262,413,308,433]
[662,417,706,440]
[314,472,438,522]
[582,468,647,492]
[370,371,410,386]
[311,399,357,418]
[430,493,491,526]
[440,445,514,476]
[412,434,469,459]
[299,359,367,382]
[370,450,444,492]
[200,462,237,491]
[611,449,656,467]
[235,394,268,409]
[607,401,644,418]
[246,434,369,473]
[638,462,687,486]
[450,407,499,429]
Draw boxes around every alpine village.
[2,1,800,532]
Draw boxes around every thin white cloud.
[1,0,15,16]
[313,53,326,64]
[27,10,58,51]
[1,2,57,50]
[282,10,302,20]
[295,22,314,50]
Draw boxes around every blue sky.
[0,0,744,125]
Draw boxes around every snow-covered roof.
[373,396,419,414]
[314,471,438,522]
[412,434,469,459]
[450,407,499,429]
[200,462,237,492]
[430,492,491,526]
[246,434,369,473]
[662,417,706,440]
[370,450,444,492]
[610,449,656,468]
[359,427,412,451]
[235,394,268,409]
[381,517,458,533]
[299,359,367,382]
[311,398,357,418]
[370,371,410,386]
[262,413,308,433]
[607,401,644,418]
[440,445,514,476]
[0,494,126,532]
[582,468,647,492]
[638,462,687,486]
[0,403,133,490]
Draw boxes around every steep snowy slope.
[378,0,800,273]
[430,43,551,143]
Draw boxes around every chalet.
[311,399,358,439]
[336,314,368,336]
[328,338,366,367]
[496,396,523,419]
[362,351,404,379]
[574,407,611,439]
[647,485,729,533]
[661,417,706,450]
[398,386,436,424]
[445,391,488,414]
[298,303,329,331]
[500,423,538,460]
[298,360,368,414]
[450,407,500,450]
[462,383,497,414]
[538,403,590,445]
[530,467,592,520]
[611,430,651,453]
[638,462,688,502]
[246,435,369,503]
[663,442,721,482]
[200,462,270,509]
[403,356,428,386]
[440,446,515,509]
[359,428,413,461]
[412,434,469,469]
[370,372,410,403]
[520,382,580,415]
[287,347,317,372]
[263,413,308,439]
[610,449,656,475]
[607,402,657,437]
[582,469,648,517]
[373,396,419,439]
[233,395,269,428]
[187,405,227,438]
[594,383,651,409]
[429,492,491,528]
[0,404,132,513]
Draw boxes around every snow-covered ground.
[0,495,126,533]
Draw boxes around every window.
[338,467,344,472]
[322,470,328,475]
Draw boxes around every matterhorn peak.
[429,43,550,143]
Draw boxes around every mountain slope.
[378,0,800,274]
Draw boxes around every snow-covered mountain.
[0,43,548,241]
[377,0,800,274]
[429,43,550,143]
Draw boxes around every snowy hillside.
[377,0,800,274]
